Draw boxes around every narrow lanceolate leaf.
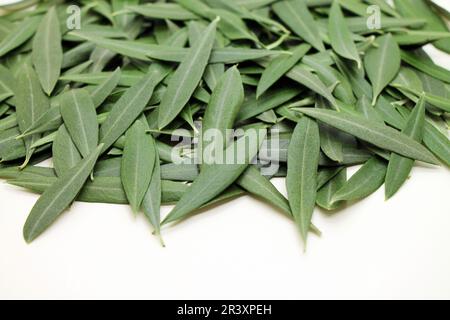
[328,1,362,68]
[53,125,82,177]
[60,89,99,158]
[332,157,387,203]
[99,67,166,153]
[394,0,450,53]
[316,168,347,211]
[401,50,450,84]
[423,122,450,167]
[342,17,426,33]
[122,120,156,213]
[163,127,267,225]
[89,67,121,108]
[202,66,244,165]
[19,105,62,137]
[0,114,17,131]
[356,95,384,124]
[23,144,104,243]
[127,3,199,20]
[0,65,14,102]
[160,164,199,181]
[206,8,258,43]
[391,67,423,101]
[385,97,426,199]
[0,16,40,58]
[69,31,281,64]
[393,30,450,46]
[302,56,356,104]
[188,21,225,92]
[14,65,50,167]
[11,176,189,206]
[210,48,286,64]
[286,65,337,107]
[158,18,219,129]
[0,165,55,180]
[32,7,63,96]
[237,166,292,217]
[68,32,150,60]
[257,44,311,98]
[237,87,301,122]
[112,0,139,32]
[317,167,345,190]
[317,97,343,162]
[142,141,162,238]
[0,127,26,162]
[364,34,401,105]
[273,0,325,52]
[287,117,320,243]
[297,108,439,164]
[367,0,400,17]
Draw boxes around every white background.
[1,0,450,300]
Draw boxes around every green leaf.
[14,64,49,167]
[237,165,292,217]
[23,144,104,243]
[343,17,426,33]
[0,127,26,162]
[0,65,14,102]
[356,95,385,124]
[423,122,450,167]
[112,0,139,32]
[386,97,426,199]
[32,7,63,95]
[273,0,325,52]
[10,176,189,206]
[202,66,244,165]
[17,105,62,138]
[142,141,163,238]
[364,34,401,105]
[287,117,320,244]
[69,31,282,64]
[52,125,82,177]
[210,48,286,64]
[88,67,121,108]
[60,70,143,87]
[401,50,450,84]
[60,89,99,158]
[121,120,156,213]
[0,165,55,180]
[297,108,439,164]
[160,164,199,181]
[302,57,356,104]
[394,0,450,53]
[286,65,338,107]
[237,87,301,122]
[332,157,387,203]
[158,18,219,129]
[393,30,450,46]
[317,97,344,162]
[394,85,450,113]
[257,44,311,98]
[0,16,40,58]
[316,168,347,210]
[0,113,17,131]
[328,0,362,68]
[62,42,96,69]
[163,126,266,224]
[99,67,166,153]
[127,3,199,20]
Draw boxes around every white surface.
[0,167,449,300]
[1,2,450,300]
